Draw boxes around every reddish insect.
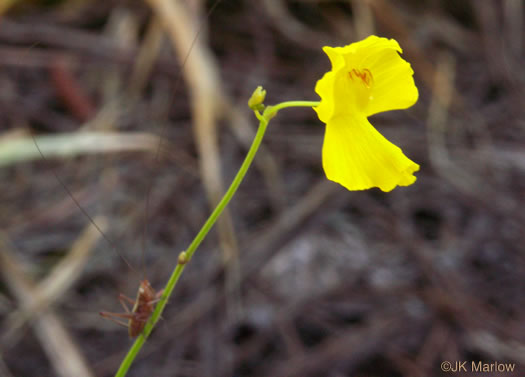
[99,280,164,338]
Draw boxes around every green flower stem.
[114,99,319,377]
[265,101,319,116]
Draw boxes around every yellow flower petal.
[358,38,418,116]
[322,115,419,192]
[314,35,420,191]
[315,35,418,118]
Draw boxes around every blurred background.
[0,0,524,376]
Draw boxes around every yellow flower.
[314,35,419,192]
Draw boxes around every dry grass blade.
[1,217,108,346]
[466,331,525,365]
[127,17,165,98]
[145,0,242,315]
[0,131,158,166]
[0,234,97,377]
[0,0,16,15]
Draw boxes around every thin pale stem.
[114,99,318,377]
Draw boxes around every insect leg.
[152,289,165,302]
[99,311,134,327]
[147,293,165,308]
[118,294,135,313]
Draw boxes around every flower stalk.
[114,92,317,377]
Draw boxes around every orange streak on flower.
[348,68,374,88]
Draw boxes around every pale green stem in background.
[114,100,320,377]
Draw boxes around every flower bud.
[248,86,266,111]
